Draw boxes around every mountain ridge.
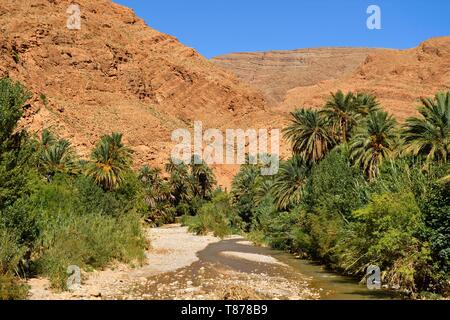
[213,37,450,121]
[0,0,277,186]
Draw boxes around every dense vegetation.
[1,77,448,299]
[229,90,450,298]
[0,79,148,298]
[0,78,224,299]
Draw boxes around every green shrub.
[0,274,28,300]
[231,165,262,229]
[182,192,240,238]
[278,149,368,263]
[36,210,145,289]
[307,209,346,264]
[3,174,146,290]
[0,78,30,152]
[336,192,431,292]
[0,78,38,209]
[75,173,144,218]
[420,182,450,293]
[306,149,367,222]
[0,229,26,274]
[0,228,29,300]
[250,197,313,255]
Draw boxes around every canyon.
[1,0,449,185]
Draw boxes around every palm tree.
[189,155,217,199]
[38,130,78,179]
[354,92,380,116]
[349,111,398,180]
[139,165,175,224]
[40,129,57,150]
[231,164,262,226]
[283,109,335,164]
[321,91,380,142]
[321,90,360,142]
[402,91,450,163]
[86,132,132,191]
[40,138,77,178]
[254,179,274,206]
[231,164,261,202]
[166,160,192,205]
[271,156,309,210]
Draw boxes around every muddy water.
[269,251,397,300]
[198,237,397,300]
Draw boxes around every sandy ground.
[219,251,287,266]
[27,224,318,300]
[27,225,219,300]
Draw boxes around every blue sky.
[114,0,450,58]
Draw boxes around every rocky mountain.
[1,0,448,186]
[280,37,450,121]
[212,48,381,105]
[0,0,278,186]
[213,38,450,121]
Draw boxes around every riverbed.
[125,226,396,300]
[28,224,396,300]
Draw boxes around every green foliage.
[4,176,146,289]
[353,92,381,116]
[337,192,430,292]
[235,90,450,296]
[420,181,450,290]
[0,80,148,297]
[190,156,217,199]
[349,111,398,180]
[0,274,28,300]
[138,166,175,226]
[182,191,240,238]
[283,109,335,164]
[402,91,450,163]
[231,165,262,228]
[321,90,379,142]
[165,157,217,214]
[36,210,145,289]
[0,229,26,276]
[0,140,39,211]
[322,90,361,143]
[86,133,133,191]
[0,79,38,210]
[38,130,79,179]
[0,78,30,154]
[271,156,309,210]
[306,149,366,222]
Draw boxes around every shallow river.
[197,237,397,300]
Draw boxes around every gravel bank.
[27,224,318,300]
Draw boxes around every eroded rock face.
[281,37,450,121]
[212,48,380,105]
[2,1,448,186]
[0,0,273,185]
[213,38,450,121]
